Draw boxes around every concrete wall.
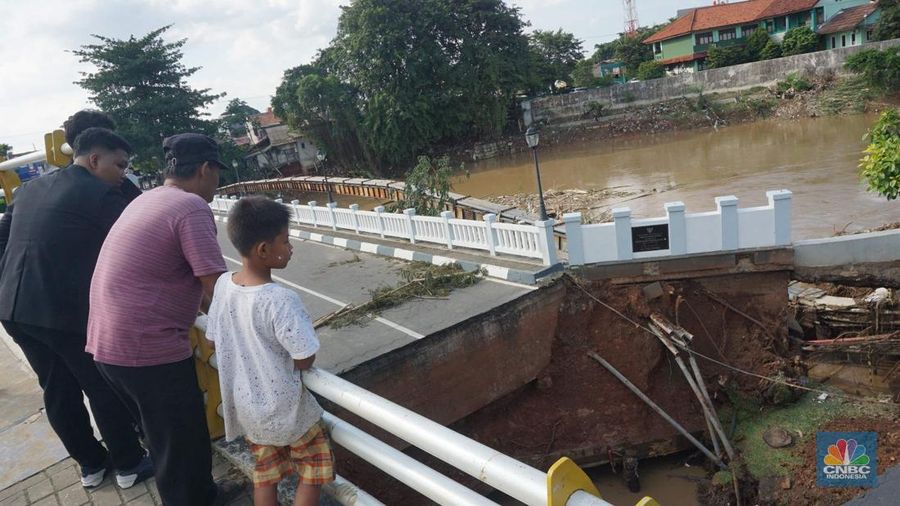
[793,229,900,287]
[528,38,900,126]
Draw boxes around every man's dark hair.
[73,128,133,157]
[64,110,116,146]
[163,161,204,179]
[227,196,291,256]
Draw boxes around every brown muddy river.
[452,114,900,240]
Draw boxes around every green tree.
[219,98,259,138]
[781,26,818,56]
[636,60,665,80]
[874,0,900,41]
[845,47,900,91]
[706,44,749,68]
[859,109,900,200]
[391,155,460,215]
[275,0,531,175]
[760,40,782,60]
[528,29,584,92]
[72,25,223,172]
[616,32,654,77]
[745,27,771,61]
[0,143,11,159]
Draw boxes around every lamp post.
[317,149,333,204]
[525,126,548,222]
[231,159,241,184]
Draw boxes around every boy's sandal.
[212,479,247,506]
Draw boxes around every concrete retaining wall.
[528,38,900,126]
[793,229,900,287]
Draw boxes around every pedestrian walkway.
[0,327,251,506]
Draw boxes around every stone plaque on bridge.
[631,224,669,253]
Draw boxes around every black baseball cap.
[162,133,227,170]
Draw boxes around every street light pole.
[525,126,548,222]
[317,149,333,204]
[231,159,242,197]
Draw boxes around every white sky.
[0,0,698,152]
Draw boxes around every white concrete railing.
[564,190,792,265]
[211,196,558,266]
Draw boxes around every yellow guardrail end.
[547,457,602,506]
[0,170,22,205]
[635,497,660,506]
[44,130,70,168]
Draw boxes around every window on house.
[797,12,810,27]
[719,28,736,41]
[815,7,825,26]
[775,17,786,32]
[696,32,713,45]
[842,35,846,47]
[766,20,775,33]
[851,33,856,45]
[654,42,662,54]
[742,24,758,36]
[301,142,306,149]
[866,30,873,41]
[832,36,836,49]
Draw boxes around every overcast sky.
[0,0,698,152]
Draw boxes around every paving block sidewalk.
[0,453,251,506]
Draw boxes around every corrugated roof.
[658,52,707,65]
[817,3,878,34]
[254,108,281,128]
[644,0,819,44]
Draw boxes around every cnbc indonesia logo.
[817,432,877,487]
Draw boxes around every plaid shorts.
[248,421,335,488]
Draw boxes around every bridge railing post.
[536,219,558,266]
[562,212,584,266]
[613,207,633,260]
[308,201,318,228]
[403,208,417,245]
[440,210,454,249]
[350,204,361,234]
[327,202,338,231]
[715,196,739,250]
[375,206,386,238]
[665,201,687,255]
[767,189,792,246]
[290,200,301,225]
[483,213,497,256]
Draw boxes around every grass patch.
[722,386,894,479]
[328,262,483,328]
[818,75,875,115]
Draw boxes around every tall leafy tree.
[72,25,223,172]
[274,0,531,175]
[874,0,900,41]
[0,143,11,159]
[219,98,259,138]
[781,26,818,56]
[528,29,584,91]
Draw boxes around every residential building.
[242,107,320,178]
[817,2,881,49]
[643,0,878,72]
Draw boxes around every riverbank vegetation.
[859,109,900,201]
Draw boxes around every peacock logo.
[824,439,870,466]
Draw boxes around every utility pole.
[623,0,639,37]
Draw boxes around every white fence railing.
[212,197,558,266]
[564,190,792,266]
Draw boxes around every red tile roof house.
[642,0,879,73]
[243,108,322,177]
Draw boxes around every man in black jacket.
[0,128,151,490]
[63,109,143,200]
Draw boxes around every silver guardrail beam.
[303,367,612,506]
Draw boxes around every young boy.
[206,196,334,506]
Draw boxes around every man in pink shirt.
[87,133,241,505]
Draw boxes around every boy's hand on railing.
[294,354,316,371]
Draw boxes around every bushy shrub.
[776,72,813,93]
[636,60,665,80]
[760,41,782,60]
[782,26,818,56]
[860,109,900,200]
[845,47,900,91]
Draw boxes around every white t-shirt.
[206,272,323,446]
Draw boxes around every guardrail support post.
[562,212,584,266]
[715,195,739,250]
[350,204,361,234]
[308,201,318,228]
[767,189,792,246]
[536,219,558,266]
[483,213,498,256]
[375,206,386,238]
[327,202,338,231]
[613,207,633,260]
[440,211,454,249]
[665,201,686,255]
[290,199,301,225]
[403,208,417,245]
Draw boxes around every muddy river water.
[452,114,900,239]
